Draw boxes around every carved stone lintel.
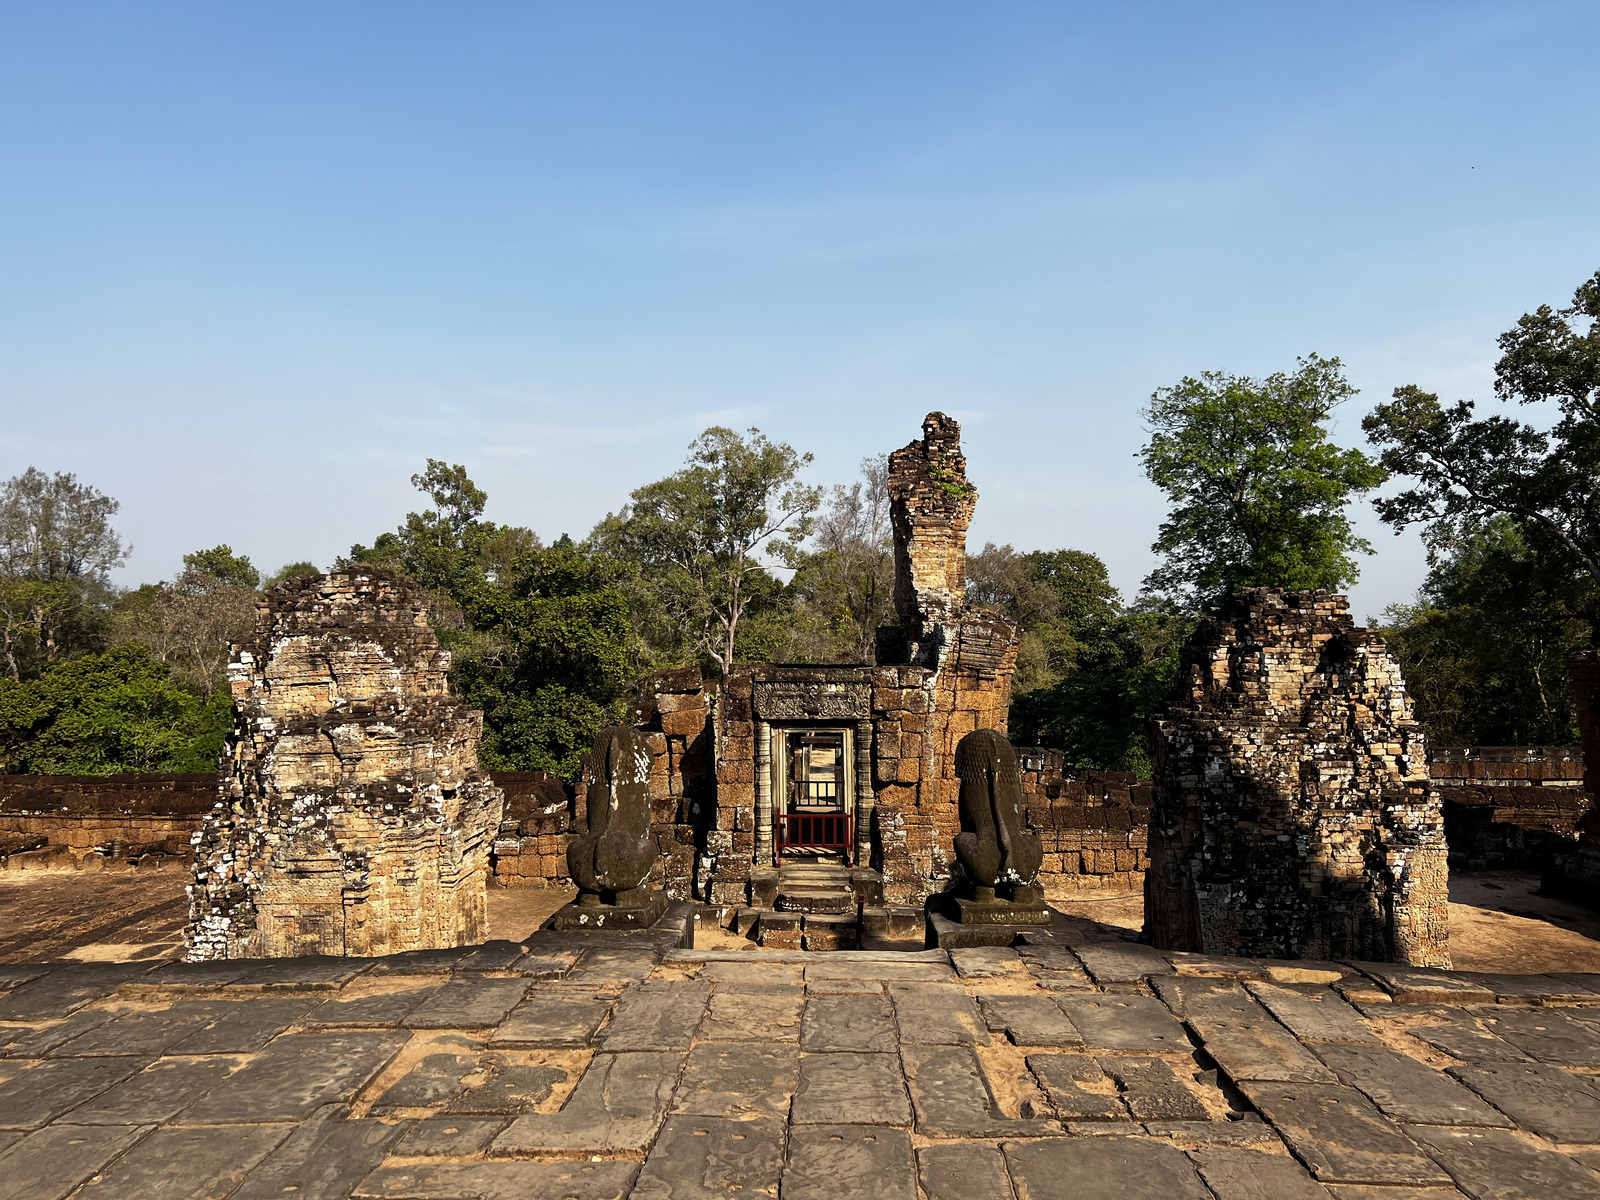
[752,681,871,722]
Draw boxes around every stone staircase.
[732,859,923,950]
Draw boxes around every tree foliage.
[1380,517,1589,747]
[1142,355,1384,610]
[1365,270,1600,642]
[350,465,634,778]
[0,468,128,679]
[0,644,230,774]
[594,428,821,674]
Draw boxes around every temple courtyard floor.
[0,891,1598,1197]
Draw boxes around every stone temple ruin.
[1145,589,1451,967]
[178,414,1458,964]
[185,570,504,959]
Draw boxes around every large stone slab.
[918,1143,1014,1200]
[633,1115,785,1199]
[447,1055,567,1115]
[1189,1147,1329,1200]
[492,1051,684,1154]
[1186,1016,1339,1084]
[1237,1082,1453,1186]
[1350,966,1495,1007]
[1245,984,1380,1044]
[491,991,612,1048]
[1102,1057,1210,1122]
[82,1122,290,1199]
[393,1116,507,1157]
[791,1052,912,1126]
[0,1122,151,1200]
[1409,1011,1531,1063]
[233,1108,411,1200]
[1026,1054,1128,1121]
[696,991,804,1042]
[403,977,528,1029]
[1055,995,1189,1052]
[1404,1124,1600,1200]
[180,1031,407,1123]
[165,996,321,1054]
[671,1043,797,1119]
[1447,1062,1600,1143]
[1311,1043,1511,1127]
[0,963,151,1023]
[890,982,988,1045]
[1072,942,1175,985]
[902,1044,1060,1137]
[355,1160,638,1199]
[783,1125,917,1200]
[374,1044,482,1109]
[306,984,442,1028]
[802,993,897,1053]
[804,960,952,982]
[598,981,709,1051]
[65,1056,242,1124]
[1003,1135,1210,1200]
[0,1055,150,1130]
[1480,1008,1600,1067]
[1150,977,1264,1019]
[977,995,1084,1047]
[48,1001,230,1056]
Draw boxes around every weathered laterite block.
[184,569,503,960]
[1145,588,1450,967]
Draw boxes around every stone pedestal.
[549,888,670,931]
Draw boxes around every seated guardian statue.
[567,726,659,906]
[954,728,1044,903]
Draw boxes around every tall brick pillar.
[1146,589,1450,966]
[881,413,1019,898]
[185,570,504,960]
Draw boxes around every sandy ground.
[1,869,1596,972]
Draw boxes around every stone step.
[775,887,855,915]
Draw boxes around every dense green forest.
[4,268,1597,778]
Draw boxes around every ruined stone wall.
[1431,746,1588,870]
[185,570,504,959]
[0,773,211,869]
[1146,589,1450,967]
[630,667,713,902]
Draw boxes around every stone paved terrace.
[2,912,1600,1198]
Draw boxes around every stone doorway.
[777,727,854,863]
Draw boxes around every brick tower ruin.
[185,570,504,960]
[1145,589,1450,967]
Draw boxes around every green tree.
[0,644,230,774]
[783,455,895,664]
[182,545,260,591]
[1365,270,1600,641]
[1380,517,1589,746]
[263,560,319,588]
[350,465,634,778]
[595,428,821,673]
[0,468,127,679]
[1141,355,1385,610]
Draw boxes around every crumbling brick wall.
[185,570,504,959]
[0,773,212,868]
[1431,746,1588,870]
[1146,589,1450,967]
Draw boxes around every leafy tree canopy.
[182,545,261,591]
[0,644,230,774]
[263,561,319,588]
[594,428,821,674]
[1365,269,1600,642]
[1142,355,1385,611]
[1380,516,1590,747]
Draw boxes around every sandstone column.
[185,570,504,960]
[1145,589,1450,967]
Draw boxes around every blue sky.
[2,2,1597,618]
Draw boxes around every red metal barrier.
[777,813,854,864]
